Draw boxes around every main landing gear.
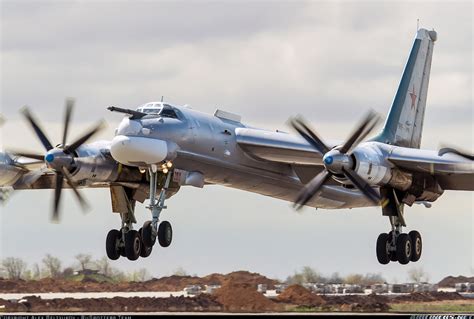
[106,165,174,261]
[376,216,422,265]
[376,188,422,265]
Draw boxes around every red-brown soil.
[0,270,278,293]
[276,285,326,306]
[213,280,282,312]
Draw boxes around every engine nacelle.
[351,143,392,186]
[0,152,25,187]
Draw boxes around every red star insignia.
[409,85,417,109]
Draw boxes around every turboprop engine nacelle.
[351,143,393,186]
[0,152,25,187]
[67,141,144,186]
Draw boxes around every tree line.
[0,254,151,282]
[285,266,430,285]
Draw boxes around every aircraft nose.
[116,117,143,136]
[110,135,169,166]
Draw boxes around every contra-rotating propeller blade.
[21,107,54,151]
[342,167,381,204]
[291,111,382,209]
[62,99,74,147]
[294,169,332,210]
[8,151,45,161]
[339,110,379,154]
[64,121,105,153]
[290,117,331,154]
[19,99,102,222]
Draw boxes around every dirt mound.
[0,295,223,312]
[213,280,281,312]
[393,292,467,303]
[0,271,279,293]
[322,293,390,312]
[438,276,474,287]
[276,284,326,306]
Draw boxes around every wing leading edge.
[235,127,340,165]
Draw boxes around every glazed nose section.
[110,135,169,166]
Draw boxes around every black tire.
[388,231,398,262]
[376,233,390,265]
[396,233,412,265]
[409,230,422,262]
[158,221,172,248]
[141,221,155,248]
[139,227,153,258]
[140,245,153,258]
[125,230,141,261]
[106,229,121,260]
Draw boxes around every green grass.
[390,302,474,313]
[66,273,115,283]
[286,302,474,314]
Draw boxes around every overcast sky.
[0,0,472,283]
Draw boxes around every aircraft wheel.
[106,229,121,260]
[139,227,153,258]
[141,220,156,248]
[125,230,141,261]
[409,230,422,262]
[396,233,412,265]
[158,221,172,248]
[388,231,398,262]
[376,233,390,265]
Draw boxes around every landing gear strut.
[105,164,174,261]
[141,165,173,249]
[376,188,423,265]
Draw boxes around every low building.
[274,284,288,294]
[413,283,438,293]
[455,282,474,293]
[389,284,412,293]
[371,283,389,294]
[257,284,267,294]
[184,285,202,295]
[205,284,221,294]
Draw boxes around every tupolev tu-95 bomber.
[0,28,472,265]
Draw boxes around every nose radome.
[110,135,169,166]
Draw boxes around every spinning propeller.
[13,99,104,221]
[290,111,382,210]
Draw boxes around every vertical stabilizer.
[374,28,437,148]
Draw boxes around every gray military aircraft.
[1,28,472,264]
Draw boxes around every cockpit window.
[136,102,179,119]
[160,104,178,119]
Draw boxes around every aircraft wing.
[235,127,340,165]
[388,147,474,191]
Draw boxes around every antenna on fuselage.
[417,19,420,31]
[161,96,164,102]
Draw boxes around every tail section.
[375,28,437,148]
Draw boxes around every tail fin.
[374,28,437,148]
